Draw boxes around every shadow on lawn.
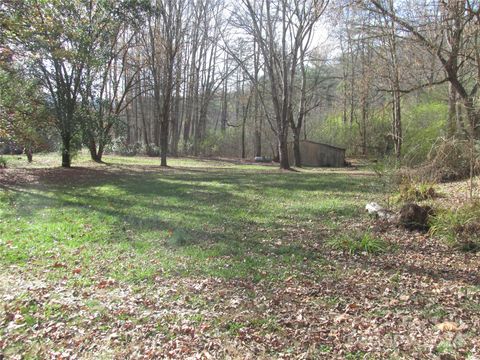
[2,184,321,265]
[1,163,376,193]
[2,165,376,224]
[0,165,376,261]
[3,165,478,287]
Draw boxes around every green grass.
[0,153,380,284]
[3,153,480,359]
[0,145,383,350]
[430,202,480,252]
[326,231,388,255]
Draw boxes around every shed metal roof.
[297,139,346,152]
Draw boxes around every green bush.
[0,156,7,168]
[396,179,438,202]
[327,232,388,255]
[310,113,390,157]
[402,100,447,166]
[199,132,221,157]
[412,138,480,182]
[430,202,480,252]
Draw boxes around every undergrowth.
[326,232,388,255]
[430,202,480,252]
[395,179,438,203]
[0,156,7,168]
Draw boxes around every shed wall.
[288,141,345,167]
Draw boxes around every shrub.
[402,100,447,166]
[396,179,438,202]
[144,143,160,157]
[430,202,480,252]
[106,137,144,156]
[370,159,400,207]
[198,132,221,157]
[327,232,388,255]
[0,156,7,168]
[414,138,480,182]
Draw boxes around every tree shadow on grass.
[0,165,380,267]
[1,164,379,195]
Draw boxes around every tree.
[4,1,88,167]
[232,0,329,169]
[3,0,144,167]
[80,1,144,162]
[142,0,187,167]
[364,0,480,140]
[0,57,52,162]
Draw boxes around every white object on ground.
[365,202,383,214]
[366,202,398,221]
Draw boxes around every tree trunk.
[160,130,168,166]
[88,139,102,162]
[253,36,262,157]
[194,105,207,156]
[160,101,169,167]
[254,130,262,157]
[183,119,191,153]
[221,70,228,134]
[98,145,105,162]
[456,99,465,137]
[160,72,172,167]
[241,115,246,159]
[26,148,33,163]
[293,127,302,167]
[447,83,457,137]
[392,90,402,159]
[278,135,290,170]
[62,136,71,168]
[171,62,183,157]
[465,98,480,140]
[360,98,368,156]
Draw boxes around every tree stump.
[399,203,433,231]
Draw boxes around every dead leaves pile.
[1,217,479,358]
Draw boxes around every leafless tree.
[231,0,329,169]
[364,0,480,140]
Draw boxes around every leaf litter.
[2,219,479,359]
[0,166,479,359]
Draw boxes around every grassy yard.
[0,153,479,359]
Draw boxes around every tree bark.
[447,83,457,137]
[278,135,290,170]
[88,139,101,162]
[293,127,302,167]
[26,148,33,163]
[392,90,402,159]
[241,114,246,159]
[62,135,72,168]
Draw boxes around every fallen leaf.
[52,262,67,268]
[436,322,459,332]
[346,302,359,311]
[335,313,349,323]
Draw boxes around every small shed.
[288,140,346,167]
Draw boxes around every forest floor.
[0,153,479,359]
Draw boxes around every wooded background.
[1,0,479,169]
